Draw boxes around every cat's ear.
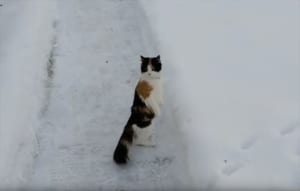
[140,55,145,61]
[156,55,160,60]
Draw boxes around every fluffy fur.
[113,55,163,164]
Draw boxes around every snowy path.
[29,0,190,190]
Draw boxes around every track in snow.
[28,0,191,190]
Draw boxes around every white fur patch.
[133,124,155,147]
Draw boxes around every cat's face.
[140,55,162,79]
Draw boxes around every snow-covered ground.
[28,0,192,190]
[0,0,299,190]
[141,0,300,190]
[0,0,55,187]
[1,0,191,190]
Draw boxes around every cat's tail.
[113,124,134,164]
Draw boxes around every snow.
[1,0,299,190]
[0,0,55,188]
[141,0,300,190]
[26,0,190,190]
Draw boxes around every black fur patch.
[140,55,161,73]
[114,144,128,164]
[129,92,155,127]
[141,57,149,73]
[113,142,129,164]
[113,125,133,164]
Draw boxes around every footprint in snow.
[222,161,244,176]
[241,135,258,150]
[152,156,174,166]
[280,121,300,136]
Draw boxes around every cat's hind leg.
[133,124,155,147]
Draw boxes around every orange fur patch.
[136,80,153,99]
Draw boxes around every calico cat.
[113,55,163,164]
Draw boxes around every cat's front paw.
[148,105,160,117]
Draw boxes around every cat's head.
[140,55,162,79]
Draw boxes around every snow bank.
[0,0,56,187]
[141,0,300,190]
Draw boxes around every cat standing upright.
[113,55,163,164]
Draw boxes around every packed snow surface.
[141,0,300,190]
[0,0,299,190]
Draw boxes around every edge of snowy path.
[0,0,56,187]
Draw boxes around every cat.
[113,55,163,164]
